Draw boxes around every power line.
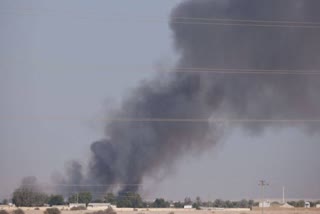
[104,118,320,123]
[171,16,320,26]
[28,68,320,76]
[2,10,320,29]
[21,184,143,187]
[174,67,320,75]
[170,20,320,29]
[2,117,320,123]
[3,60,320,75]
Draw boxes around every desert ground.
[1,208,320,214]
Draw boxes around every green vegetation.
[8,189,320,209]
[202,199,255,208]
[173,201,183,208]
[12,187,48,207]
[104,193,116,204]
[48,195,64,206]
[2,199,8,205]
[288,200,305,207]
[152,198,170,208]
[68,192,92,206]
[116,192,143,208]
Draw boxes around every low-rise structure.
[87,203,111,208]
[259,201,270,208]
[69,203,86,208]
[305,201,310,208]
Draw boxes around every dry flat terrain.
[2,208,320,214]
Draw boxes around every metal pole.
[262,184,264,214]
[76,192,78,204]
[259,180,269,214]
[282,186,285,204]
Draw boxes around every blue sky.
[1,0,319,201]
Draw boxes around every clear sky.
[1,0,319,201]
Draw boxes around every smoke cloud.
[60,0,320,195]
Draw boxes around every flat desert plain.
[2,208,320,214]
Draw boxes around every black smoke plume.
[62,0,320,195]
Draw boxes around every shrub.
[87,211,108,214]
[105,207,116,214]
[86,207,117,214]
[35,207,40,210]
[44,208,61,214]
[0,210,9,214]
[70,206,86,210]
[169,212,174,214]
[13,209,25,214]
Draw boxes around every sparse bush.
[86,207,117,214]
[35,207,40,210]
[44,208,61,214]
[86,211,104,214]
[13,209,25,214]
[133,208,138,211]
[0,210,9,214]
[105,207,116,214]
[169,212,174,214]
[70,206,86,211]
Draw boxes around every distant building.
[184,205,192,209]
[304,202,310,208]
[87,203,111,208]
[316,204,320,208]
[259,201,270,208]
[69,203,86,208]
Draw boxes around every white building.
[184,205,193,209]
[87,203,111,208]
[316,204,320,208]
[259,201,270,208]
[69,203,86,208]
[304,202,310,208]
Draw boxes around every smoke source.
[61,0,320,195]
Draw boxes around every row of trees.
[7,189,320,208]
[11,187,92,207]
[287,200,320,208]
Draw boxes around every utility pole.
[76,192,79,204]
[259,180,269,214]
[282,186,285,204]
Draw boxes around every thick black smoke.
[63,0,320,195]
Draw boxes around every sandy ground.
[2,208,320,214]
